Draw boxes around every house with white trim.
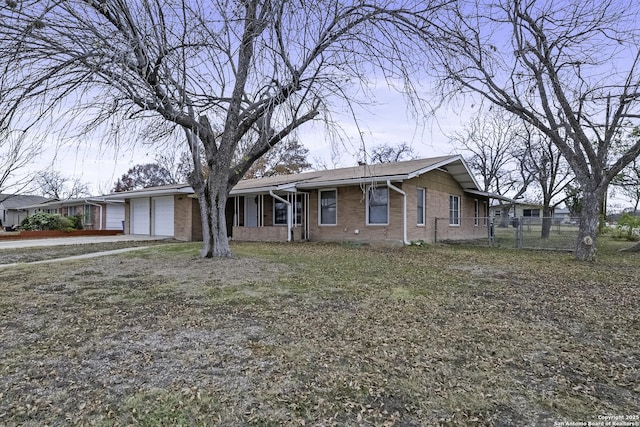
[0,194,51,229]
[22,197,126,231]
[106,155,505,244]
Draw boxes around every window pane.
[369,187,388,224]
[417,188,425,225]
[449,195,460,225]
[274,201,287,224]
[320,190,336,225]
[474,200,479,225]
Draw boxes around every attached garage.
[103,184,196,240]
[130,198,150,235]
[152,196,174,237]
[105,204,125,231]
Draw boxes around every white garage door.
[131,198,150,235]
[152,196,174,236]
[106,204,125,230]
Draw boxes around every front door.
[245,196,258,227]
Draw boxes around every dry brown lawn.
[0,239,639,426]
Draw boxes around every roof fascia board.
[407,155,460,179]
[102,187,194,199]
[296,175,407,189]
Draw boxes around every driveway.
[0,234,171,249]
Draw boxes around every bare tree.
[368,142,416,164]
[518,125,574,238]
[430,0,640,260]
[450,110,518,195]
[449,110,533,226]
[0,130,41,196]
[0,0,443,257]
[35,170,91,200]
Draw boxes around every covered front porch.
[230,191,309,242]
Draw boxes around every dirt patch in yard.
[0,241,638,426]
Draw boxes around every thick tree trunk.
[189,164,233,258]
[541,205,553,239]
[195,173,233,258]
[575,190,601,261]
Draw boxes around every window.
[483,202,488,225]
[68,206,76,216]
[449,195,460,226]
[274,195,303,225]
[367,186,388,225]
[417,188,425,225]
[84,205,92,225]
[319,189,337,225]
[523,209,540,217]
[274,200,288,225]
[474,199,479,226]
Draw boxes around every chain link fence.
[436,216,582,251]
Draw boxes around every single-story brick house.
[0,194,51,228]
[21,197,126,231]
[106,155,504,244]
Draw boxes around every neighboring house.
[0,194,51,228]
[22,198,126,231]
[490,203,572,223]
[106,155,506,244]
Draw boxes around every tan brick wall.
[305,170,488,244]
[233,226,303,242]
[307,185,405,244]
[191,198,203,241]
[174,195,193,241]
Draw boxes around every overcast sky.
[29,83,466,195]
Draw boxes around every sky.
[29,84,466,196]
[22,90,636,213]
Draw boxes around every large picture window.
[417,188,425,226]
[319,189,337,225]
[368,186,388,225]
[449,195,460,226]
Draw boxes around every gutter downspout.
[387,180,409,245]
[269,190,292,242]
[85,201,103,230]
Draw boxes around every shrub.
[616,213,640,241]
[20,213,74,231]
[69,213,84,230]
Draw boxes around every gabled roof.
[232,155,480,194]
[102,184,194,200]
[21,196,126,210]
[101,155,485,198]
[0,194,51,209]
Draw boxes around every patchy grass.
[0,238,639,426]
[0,240,173,265]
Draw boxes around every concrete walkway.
[0,234,170,249]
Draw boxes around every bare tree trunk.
[194,186,214,258]
[541,206,553,239]
[499,205,512,227]
[207,176,232,258]
[576,190,601,261]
